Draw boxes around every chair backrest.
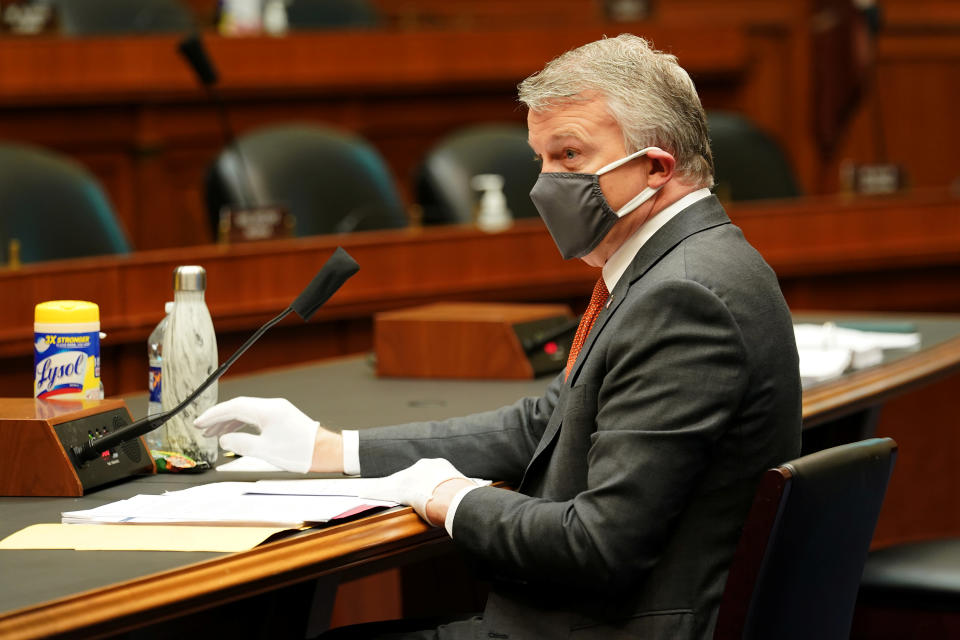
[415,123,540,225]
[707,111,801,202]
[714,437,897,640]
[205,124,408,238]
[286,0,382,29]
[52,0,194,36]
[0,143,132,264]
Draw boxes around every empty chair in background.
[205,124,408,238]
[0,142,132,264]
[415,123,541,226]
[853,537,960,638]
[707,110,801,202]
[51,0,195,36]
[285,0,382,29]
[714,437,897,640]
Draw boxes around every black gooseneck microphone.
[72,247,360,464]
[177,34,259,209]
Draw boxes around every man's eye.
[564,149,578,160]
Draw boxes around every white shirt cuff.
[341,430,361,476]
[444,485,480,537]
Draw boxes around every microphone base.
[0,398,155,496]
[374,303,574,379]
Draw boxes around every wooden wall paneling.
[371,0,606,28]
[730,192,960,275]
[71,150,139,246]
[329,571,403,629]
[183,0,608,29]
[1,192,958,398]
[0,222,601,396]
[134,143,220,248]
[871,370,960,546]
[0,27,752,251]
[873,35,960,189]
[611,0,819,193]
[733,27,808,189]
[880,0,960,29]
[826,22,960,193]
[778,266,960,314]
[349,92,528,207]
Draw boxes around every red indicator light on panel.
[544,341,558,355]
[101,450,111,459]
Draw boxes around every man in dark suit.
[196,34,801,639]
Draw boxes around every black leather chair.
[714,437,898,640]
[414,123,540,225]
[707,111,801,202]
[286,0,382,29]
[0,142,132,264]
[853,538,960,638]
[205,124,408,238]
[51,0,194,36]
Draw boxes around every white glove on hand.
[193,397,319,473]
[361,458,476,525]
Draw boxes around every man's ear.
[646,148,676,188]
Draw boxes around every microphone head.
[291,247,360,321]
[177,35,219,87]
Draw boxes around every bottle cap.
[173,265,207,292]
[34,300,100,324]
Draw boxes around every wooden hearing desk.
[2,313,960,638]
[0,189,958,400]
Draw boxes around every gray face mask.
[529,147,664,259]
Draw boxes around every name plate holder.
[217,205,295,243]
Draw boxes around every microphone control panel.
[0,398,154,497]
[53,405,154,493]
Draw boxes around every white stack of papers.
[794,323,921,384]
[61,481,397,527]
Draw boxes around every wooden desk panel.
[0,192,957,398]
[0,505,444,639]
[0,222,595,397]
[3,315,960,639]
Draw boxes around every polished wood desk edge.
[0,507,446,640]
[802,333,960,427]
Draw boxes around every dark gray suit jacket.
[359,195,802,639]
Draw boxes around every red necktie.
[565,278,609,381]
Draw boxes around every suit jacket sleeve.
[358,370,564,483]
[447,279,750,591]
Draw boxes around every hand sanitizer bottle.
[471,173,513,232]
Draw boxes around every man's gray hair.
[518,34,714,188]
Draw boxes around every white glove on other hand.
[193,397,319,473]
[364,458,476,525]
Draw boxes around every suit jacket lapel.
[522,196,732,478]
[566,195,731,385]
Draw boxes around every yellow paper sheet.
[0,523,290,552]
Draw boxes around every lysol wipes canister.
[34,300,104,400]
